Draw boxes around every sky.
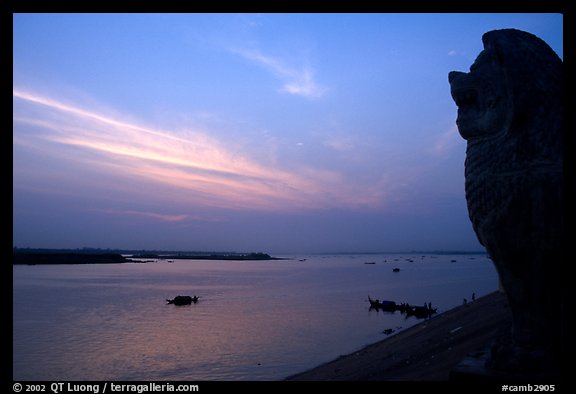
[12,13,563,254]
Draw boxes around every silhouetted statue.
[449,29,563,377]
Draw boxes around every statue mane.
[480,29,563,163]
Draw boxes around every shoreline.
[12,251,282,265]
[286,291,511,381]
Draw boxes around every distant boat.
[393,268,400,272]
[368,296,397,312]
[298,259,307,262]
[364,262,376,265]
[368,297,436,318]
[405,305,437,319]
[166,295,199,305]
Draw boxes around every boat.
[368,296,397,312]
[368,297,437,318]
[166,295,199,305]
[405,305,437,318]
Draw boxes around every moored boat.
[166,295,199,305]
[368,296,397,312]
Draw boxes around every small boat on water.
[368,296,397,312]
[368,296,437,318]
[405,305,437,318]
[166,295,199,305]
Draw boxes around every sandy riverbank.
[286,291,512,381]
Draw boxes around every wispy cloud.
[96,209,190,223]
[232,49,325,99]
[91,208,227,223]
[13,89,379,212]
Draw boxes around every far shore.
[13,252,130,265]
[12,251,282,265]
[286,291,512,381]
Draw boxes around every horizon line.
[13,246,487,256]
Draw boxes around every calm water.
[13,254,498,381]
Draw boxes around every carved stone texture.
[449,29,563,375]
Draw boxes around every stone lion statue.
[449,29,563,376]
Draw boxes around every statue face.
[449,49,509,140]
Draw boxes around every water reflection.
[13,255,497,380]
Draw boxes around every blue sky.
[13,13,563,253]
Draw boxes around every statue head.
[448,47,510,140]
[449,29,562,160]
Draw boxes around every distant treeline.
[13,252,129,265]
[12,248,281,265]
[131,252,277,260]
